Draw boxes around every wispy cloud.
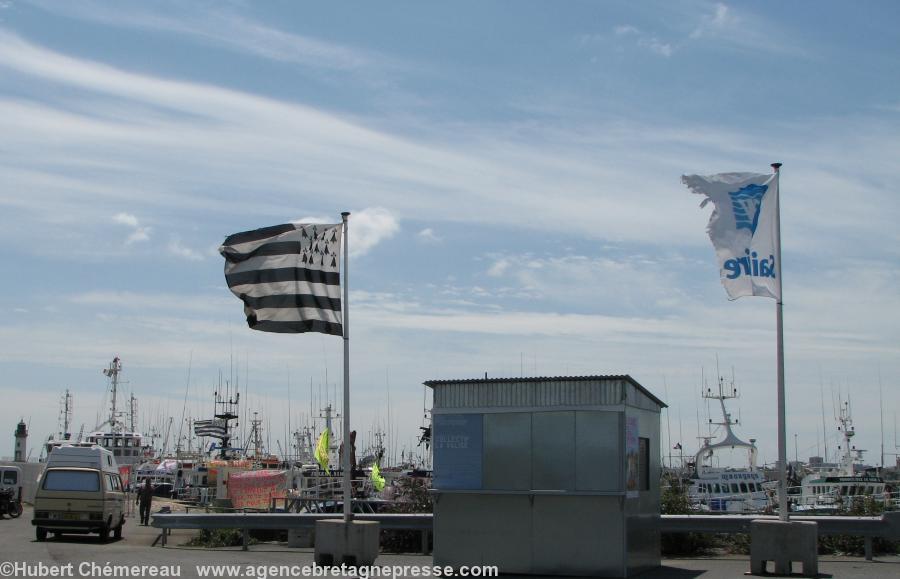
[112,212,139,228]
[417,228,441,243]
[112,212,151,244]
[167,237,204,261]
[690,2,734,39]
[27,1,379,73]
[349,207,400,257]
[614,24,674,57]
[687,2,807,56]
[0,32,895,265]
[610,3,805,59]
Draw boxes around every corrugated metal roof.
[423,374,667,408]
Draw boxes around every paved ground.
[1,506,898,578]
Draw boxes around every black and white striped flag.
[193,419,227,438]
[219,222,343,336]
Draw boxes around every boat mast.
[101,357,123,433]
[60,389,73,440]
[836,399,864,475]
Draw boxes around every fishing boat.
[42,389,77,459]
[792,400,887,513]
[686,374,770,513]
[82,357,153,466]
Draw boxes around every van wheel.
[114,524,123,539]
[36,527,47,542]
[99,525,110,542]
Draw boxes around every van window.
[2,470,17,485]
[43,470,101,492]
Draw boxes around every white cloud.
[641,37,673,58]
[348,207,399,257]
[113,212,151,244]
[686,3,805,56]
[68,291,229,312]
[113,212,139,227]
[27,1,376,73]
[417,228,441,243]
[614,25,639,37]
[126,227,151,244]
[167,238,203,261]
[612,24,674,57]
[487,258,510,277]
[0,31,873,258]
[691,2,734,39]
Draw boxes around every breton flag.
[219,223,343,335]
[193,419,227,438]
[682,172,780,301]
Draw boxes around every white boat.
[791,400,887,513]
[81,357,153,466]
[42,389,77,459]
[686,375,770,513]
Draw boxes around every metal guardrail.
[661,512,900,561]
[152,511,898,559]
[151,512,432,552]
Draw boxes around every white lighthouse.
[14,419,27,462]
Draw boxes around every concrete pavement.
[1,506,898,578]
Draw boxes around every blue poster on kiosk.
[433,413,483,490]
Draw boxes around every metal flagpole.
[341,211,352,523]
[772,162,789,522]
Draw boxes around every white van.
[1,465,23,517]
[32,445,125,541]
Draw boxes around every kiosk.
[427,375,665,577]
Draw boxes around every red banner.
[119,465,132,486]
[227,470,287,510]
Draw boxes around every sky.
[0,0,898,469]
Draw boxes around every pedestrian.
[137,478,153,526]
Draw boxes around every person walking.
[137,478,153,526]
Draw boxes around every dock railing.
[661,511,900,561]
[151,512,432,552]
[151,511,898,559]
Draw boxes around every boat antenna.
[663,376,673,469]
[176,351,193,453]
[879,367,885,470]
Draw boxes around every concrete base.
[287,527,314,548]
[750,520,818,577]
[314,520,380,566]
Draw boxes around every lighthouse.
[14,419,27,462]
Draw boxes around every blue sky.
[1,1,898,468]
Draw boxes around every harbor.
[0,504,898,579]
[2,2,900,577]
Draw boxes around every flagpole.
[341,211,352,523]
[772,162,788,522]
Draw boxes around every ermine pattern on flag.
[219,223,343,335]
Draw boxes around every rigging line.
[176,351,193,452]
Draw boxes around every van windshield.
[43,470,100,492]
[2,470,17,485]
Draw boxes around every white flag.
[682,172,780,301]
